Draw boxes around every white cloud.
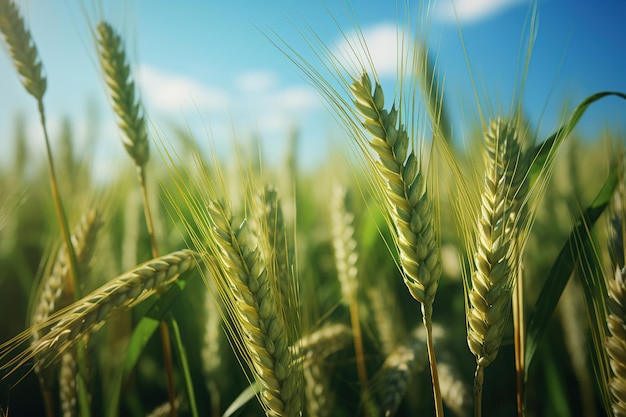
[434,0,528,24]
[336,23,399,77]
[137,65,230,113]
[235,70,278,94]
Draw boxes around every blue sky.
[1,0,625,179]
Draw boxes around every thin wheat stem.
[474,366,484,417]
[512,262,525,417]
[138,166,160,259]
[423,306,444,417]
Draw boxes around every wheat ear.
[438,352,471,417]
[0,249,196,376]
[375,331,428,417]
[350,73,441,311]
[59,351,77,417]
[350,72,443,416]
[297,324,351,417]
[0,0,46,100]
[204,200,300,417]
[255,186,294,328]
[96,21,149,168]
[607,215,626,417]
[29,209,100,415]
[293,323,352,366]
[304,363,334,417]
[467,119,526,416]
[330,184,372,410]
[31,210,102,339]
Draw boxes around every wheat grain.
[96,21,149,168]
[0,0,46,100]
[1,249,196,376]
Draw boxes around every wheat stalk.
[96,21,149,168]
[0,249,196,377]
[203,200,300,417]
[466,118,527,415]
[350,71,444,416]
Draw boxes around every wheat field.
[1,1,625,417]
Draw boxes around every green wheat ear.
[0,0,47,100]
[96,21,149,168]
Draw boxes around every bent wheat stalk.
[0,249,196,377]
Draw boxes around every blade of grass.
[525,166,617,380]
[571,217,612,415]
[169,315,199,417]
[105,278,190,417]
[527,92,626,188]
[223,382,262,417]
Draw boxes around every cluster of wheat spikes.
[3,1,626,417]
